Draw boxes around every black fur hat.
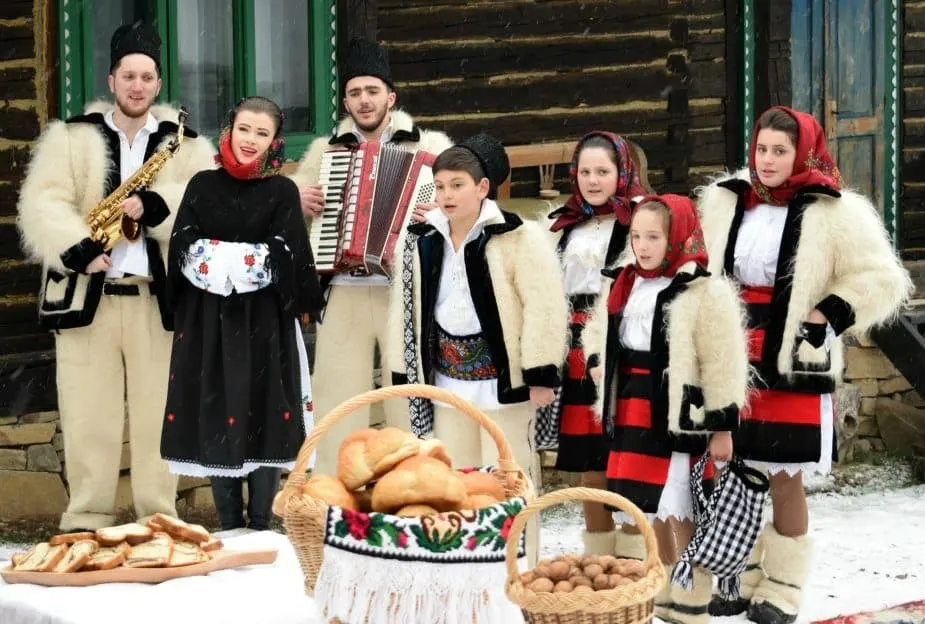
[458,133,510,199]
[342,37,393,90]
[110,22,161,72]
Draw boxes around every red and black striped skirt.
[604,350,713,514]
[737,285,826,463]
[555,294,609,472]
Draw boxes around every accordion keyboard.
[312,149,356,273]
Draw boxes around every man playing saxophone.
[16,22,216,531]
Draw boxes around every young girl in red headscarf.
[545,131,646,556]
[697,107,911,624]
[582,194,749,624]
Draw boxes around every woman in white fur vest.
[582,194,749,624]
[16,23,216,531]
[543,131,647,557]
[387,134,569,565]
[697,106,912,624]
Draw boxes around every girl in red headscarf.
[545,132,646,556]
[582,193,749,624]
[697,107,911,624]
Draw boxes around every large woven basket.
[505,487,667,624]
[272,383,535,597]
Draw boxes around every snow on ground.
[2,461,922,623]
[538,459,925,624]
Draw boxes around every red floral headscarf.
[549,131,646,232]
[746,106,842,209]
[606,194,709,314]
[214,101,286,180]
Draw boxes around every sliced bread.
[96,523,153,546]
[150,513,211,544]
[10,548,32,567]
[124,532,174,568]
[49,531,97,546]
[53,540,100,573]
[200,536,223,552]
[14,543,68,572]
[167,541,209,567]
[82,542,131,571]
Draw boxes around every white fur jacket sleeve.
[16,121,88,271]
[512,222,570,385]
[684,276,749,431]
[813,190,912,335]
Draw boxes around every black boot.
[748,601,798,624]
[709,595,750,616]
[210,477,246,531]
[246,467,282,531]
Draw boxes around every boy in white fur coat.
[387,134,569,565]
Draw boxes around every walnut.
[528,577,554,593]
[554,580,573,593]
[548,560,571,581]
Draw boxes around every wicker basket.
[272,383,535,598]
[504,487,667,624]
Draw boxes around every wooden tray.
[0,549,278,587]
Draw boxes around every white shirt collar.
[104,109,159,140]
[426,198,504,246]
[351,114,394,144]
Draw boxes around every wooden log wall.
[0,0,57,416]
[902,2,925,260]
[376,0,730,197]
[766,1,792,108]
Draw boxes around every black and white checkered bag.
[534,385,562,450]
[671,454,769,598]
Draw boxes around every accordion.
[311,141,436,277]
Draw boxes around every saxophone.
[87,107,189,251]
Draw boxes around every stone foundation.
[840,335,925,460]
[0,411,218,521]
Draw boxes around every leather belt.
[102,283,140,296]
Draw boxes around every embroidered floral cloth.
[181,239,273,295]
[323,496,526,563]
[314,468,528,623]
[435,324,499,382]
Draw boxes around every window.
[57,0,338,158]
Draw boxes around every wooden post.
[753,0,771,120]
[724,0,743,168]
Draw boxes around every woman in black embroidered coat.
[161,97,322,531]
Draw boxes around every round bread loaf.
[394,504,440,517]
[418,438,452,466]
[461,493,502,510]
[459,470,505,502]
[335,429,378,489]
[337,427,421,489]
[300,474,358,510]
[371,456,467,513]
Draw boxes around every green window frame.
[57,0,338,159]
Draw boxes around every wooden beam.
[41,0,57,122]
[753,0,771,120]
[724,0,742,167]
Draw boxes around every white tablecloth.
[0,531,324,624]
